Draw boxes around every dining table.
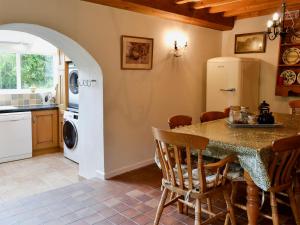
[172,113,300,225]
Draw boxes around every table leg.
[244,171,260,225]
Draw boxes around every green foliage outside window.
[0,53,54,91]
[0,53,17,89]
[21,54,53,89]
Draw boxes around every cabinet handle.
[220,88,236,92]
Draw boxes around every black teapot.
[257,101,275,124]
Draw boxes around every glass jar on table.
[229,106,241,123]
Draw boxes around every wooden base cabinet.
[32,109,59,156]
[58,109,64,149]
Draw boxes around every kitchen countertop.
[0,104,59,114]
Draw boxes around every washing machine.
[63,110,79,163]
[67,62,79,111]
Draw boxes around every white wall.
[222,15,295,113]
[81,3,222,177]
[0,0,222,178]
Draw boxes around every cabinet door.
[32,109,58,151]
[58,110,64,149]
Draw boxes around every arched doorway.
[0,23,104,179]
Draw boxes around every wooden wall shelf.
[275,17,300,97]
[278,64,300,67]
[281,43,300,47]
[276,85,300,97]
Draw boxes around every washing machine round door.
[69,70,79,94]
[63,120,78,150]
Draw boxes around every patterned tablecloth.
[171,113,300,191]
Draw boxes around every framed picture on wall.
[235,32,266,54]
[121,35,153,70]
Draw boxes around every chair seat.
[227,171,244,181]
[174,165,222,189]
[227,163,244,181]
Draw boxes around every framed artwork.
[235,32,266,54]
[121,35,153,70]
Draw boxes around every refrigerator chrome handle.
[220,88,236,92]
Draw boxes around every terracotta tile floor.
[0,163,297,225]
[0,153,81,202]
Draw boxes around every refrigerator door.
[206,61,241,111]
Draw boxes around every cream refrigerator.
[206,57,260,112]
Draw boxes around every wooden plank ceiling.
[83,0,300,30]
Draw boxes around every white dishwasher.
[0,112,32,163]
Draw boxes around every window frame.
[0,51,58,94]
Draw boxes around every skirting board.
[96,158,155,180]
[0,153,32,164]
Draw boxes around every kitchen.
[0,30,81,201]
[0,0,299,225]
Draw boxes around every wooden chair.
[200,111,227,123]
[288,100,300,204]
[233,135,300,225]
[152,127,236,225]
[289,100,300,116]
[168,115,192,129]
[224,107,230,117]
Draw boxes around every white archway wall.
[0,0,223,178]
[0,23,105,179]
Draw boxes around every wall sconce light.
[174,40,188,57]
[165,30,188,57]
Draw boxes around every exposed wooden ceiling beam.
[193,0,242,10]
[82,0,234,30]
[175,0,200,4]
[237,4,300,19]
[224,0,300,17]
[209,0,270,14]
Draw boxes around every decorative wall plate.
[292,33,300,44]
[281,70,296,85]
[298,72,300,84]
[291,34,300,44]
[282,47,300,65]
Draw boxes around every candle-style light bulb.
[272,12,280,21]
[267,20,274,28]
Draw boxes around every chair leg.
[295,173,300,205]
[207,197,213,218]
[223,187,236,225]
[270,192,280,225]
[195,198,202,225]
[154,187,169,225]
[184,204,189,215]
[169,191,176,201]
[178,197,184,214]
[224,214,230,225]
[231,182,238,204]
[288,187,300,225]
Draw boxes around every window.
[21,54,54,89]
[0,52,55,93]
[0,53,17,89]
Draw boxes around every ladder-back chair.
[152,127,236,225]
[288,100,300,204]
[289,100,300,116]
[232,135,300,225]
[168,115,192,129]
[200,111,227,123]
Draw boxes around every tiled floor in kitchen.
[0,153,81,202]
[0,162,297,225]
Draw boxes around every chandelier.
[266,0,300,41]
